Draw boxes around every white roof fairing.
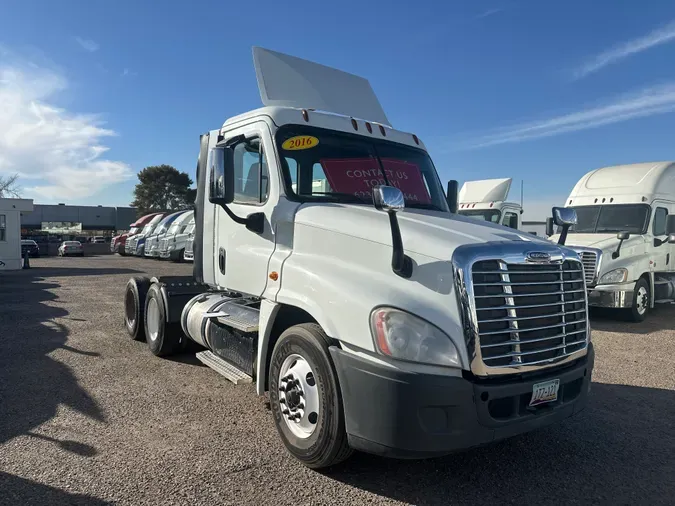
[567,162,675,205]
[459,178,513,204]
[252,47,391,127]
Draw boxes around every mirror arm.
[388,212,413,278]
[558,225,569,245]
[220,204,264,234]
[612,239,625,260]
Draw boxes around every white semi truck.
[122,47,594,469]
[159,211,194,261]
[457,178,523,230]
[548,161,675,322]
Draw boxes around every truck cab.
[122,47,594,470]
[159,211,194,261]
[126,213,165,256]
[549,162,675,321]
[144,211,186,258]
[457,178,522,230]
[112,213,158,255]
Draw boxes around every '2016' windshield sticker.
[282,135,319,151]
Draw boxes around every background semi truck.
[122,47,594,469]
[159,211,194,261]
[458,178,523,230]
[548,161,675,322]
[111,212,161,255]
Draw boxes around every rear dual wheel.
[144,284,185,356]
[123,277,185,355]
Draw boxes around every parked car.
[21,239,40,258]
[58,241,84,257]
[92,236,106,244]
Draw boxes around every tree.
[131,165,196,215]
[0,174,21,198]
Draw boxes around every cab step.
[196,350,252,385]
[654,299,675,304]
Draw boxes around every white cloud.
[74,36,99,53]
[454,82,675,149]
[0,57,133,200]
[476,8,503,19]
[574,20,675,79]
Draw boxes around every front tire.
[628,277,650,322]
[124,276,151,341]
[269,323,352,469]
[144,283,185,357]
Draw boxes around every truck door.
[651,203,671,272]
[502,208,520,230]
[215,121,277,296]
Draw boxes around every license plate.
[529,379,560,407]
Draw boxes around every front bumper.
[588,281,636,308]
[330,344,594,459]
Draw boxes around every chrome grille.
[185,238,194,254]
[159,238,169,250]
[471,259,588,369]
[579,251,598,285]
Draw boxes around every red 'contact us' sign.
[319,158,431,203]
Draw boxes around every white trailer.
[122,47,594,469]
[548,161,675,321]
[457,178,522,230]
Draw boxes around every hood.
[295,204,550,260]
[550,233,644,252]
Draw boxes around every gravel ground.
[1,255,674,506]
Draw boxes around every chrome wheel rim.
[146,297,160,341]
[278,354,319,439]
[636,286,648,315]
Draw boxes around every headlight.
[168,244,174,250]
[599,268,628,284]
[370,308,461,367]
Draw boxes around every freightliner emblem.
[526,251,551,262]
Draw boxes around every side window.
[0,214,5,241]
[653,207,668,236]
[502,211,518,229]
[233,138,269,204]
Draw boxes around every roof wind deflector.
[252,47,391,127]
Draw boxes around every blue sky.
[2,0,675,219]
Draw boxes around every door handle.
[219,248,226,274]
[667,253,670,266]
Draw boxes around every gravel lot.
[1,255,674,505]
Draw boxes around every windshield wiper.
[305,192,371,204]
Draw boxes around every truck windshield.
[563,204,650,234]
[458,209,501,223]
[276,125,448,211]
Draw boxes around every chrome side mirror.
[552,206,577,246]
[373,185,405,213]
[372,185,411,278]
[553,207,577,227]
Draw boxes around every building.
[0,198,34,270]
[20,204,138,235]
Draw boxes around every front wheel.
[269,323,352,469]
[627,277,650,322]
